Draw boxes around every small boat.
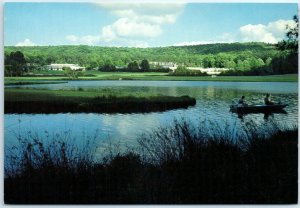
[230,103,288,114]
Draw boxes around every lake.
[5,80,298,156]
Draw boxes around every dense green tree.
[249,57,264,69]
[273,15,298,74]
[87,61,98,70]
[224,60,236,69]
[127,61,139,71]
[172,65,207,76]
[101,63,116,71]
[140,59,150,71]
[63,67,79,79]
[265,57,272,66]
[203,55,215,68]
[277,15,298,53]
[5,51,27,76]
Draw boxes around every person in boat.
[238,96,247,106]
[264,94,274,105]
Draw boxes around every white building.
[46,64,85,71]
[150,62,178,70]
[187,67,229,75]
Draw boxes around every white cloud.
[101,26,117,42]
[15,39,36,46]
[239,24,277,43]
[65,3,184,47]
[97,3,184,42]
[266,19,295,38]
[238,19,295,44]
[106,17,162,38]
[172,19,295,47]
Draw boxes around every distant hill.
[171,42,276,54]
[4,42,279,69]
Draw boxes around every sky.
[4,2,298,47]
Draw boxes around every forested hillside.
[5,41,298,76]
[5,42,278,69]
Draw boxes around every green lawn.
[4,72,298,83]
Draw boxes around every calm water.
[5,81,298,153]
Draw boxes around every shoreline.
[4,74,298,83]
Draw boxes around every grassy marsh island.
[5,88,196,114]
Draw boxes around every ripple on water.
[5,82,298,150]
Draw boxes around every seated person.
[264,94,274,105]
[238,96,247,106]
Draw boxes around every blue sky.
[4,2,298,47]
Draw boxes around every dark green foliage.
[100,63,116,71]
[140,59,150,71]
[271,52,298,74]
[127,61,139,71]
[4,42,278,72]
[5,51,27,76]
[171,66,208,76]
[274,15,298,74]
[221,50,298,76]
[4,38,297,76]
[4,121,298,204]
[63,67,82,79]
[5,94,196,114]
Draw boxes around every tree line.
[4,43,279,76]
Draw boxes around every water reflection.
[5,81,298,150]
[234,111,288,121]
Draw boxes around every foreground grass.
[4,73,298,82]
[5,88,196,113]
[5,121,298,204]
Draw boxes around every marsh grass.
[5,88,196,113]
[4,120,298,204]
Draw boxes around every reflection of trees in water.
[237,111,287,121]
[5,85,298,154]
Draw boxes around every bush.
[171,66,208,76]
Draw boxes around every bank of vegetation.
[4,73,298,82]
[5,121,298,204]
[4,88,196,114]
